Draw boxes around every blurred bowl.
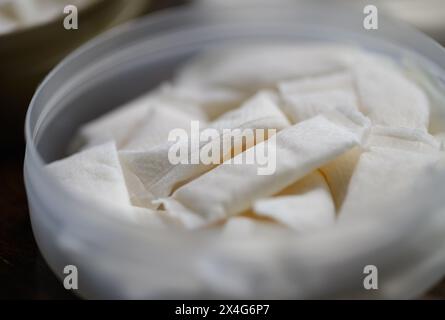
[0,0,153,148]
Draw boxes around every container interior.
[35,51,187,162]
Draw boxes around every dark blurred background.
[0,0,444,299]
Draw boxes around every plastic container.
[24,2,445,299]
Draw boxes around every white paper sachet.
[209,91,290,133]
[253,171,336,232]
[353,62,430,130]
[339,147,442,221]
[434,133,445,151]
[403,61,445,134]
[71,94,150,152]
[119,91,290,203]
[319,147,362,211]
[277,74,364,209]
[220,216,281,239]
[119,161,157,209]
[47,142,130,205]
[320,126,440,211]
[278,71,354,95]
[281,89,358,123]
[366,126,441,153]
[159,83,247,119]
[46,142,165,225]
[339,127,443,221]
[175,45,361,92]
[122,103,208,151]
[70,88,208,152]
[159,109,370,228]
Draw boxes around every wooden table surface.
[0,145,76,299]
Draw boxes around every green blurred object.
[0,0,156,148]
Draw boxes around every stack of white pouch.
[46,44,445,299]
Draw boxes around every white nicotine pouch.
[353,62,430,130]
[45,142,165,226]
[70,88,207,152]
[278,74,366,210]
[280,89,359,124]
[278,71,354,96]
[319,147,362,211]
[175,45,362,92]
[278,71,358,125]
[159,109,369,228]
[339,126,442,221]
[158,83,247,119]
[253,171,336,232]
[118,91,290,203]
[122,102,208,151]
[220,217,281,239]
[70,92,156,152]
[434,133,445,151]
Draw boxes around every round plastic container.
[24,2,445,299]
